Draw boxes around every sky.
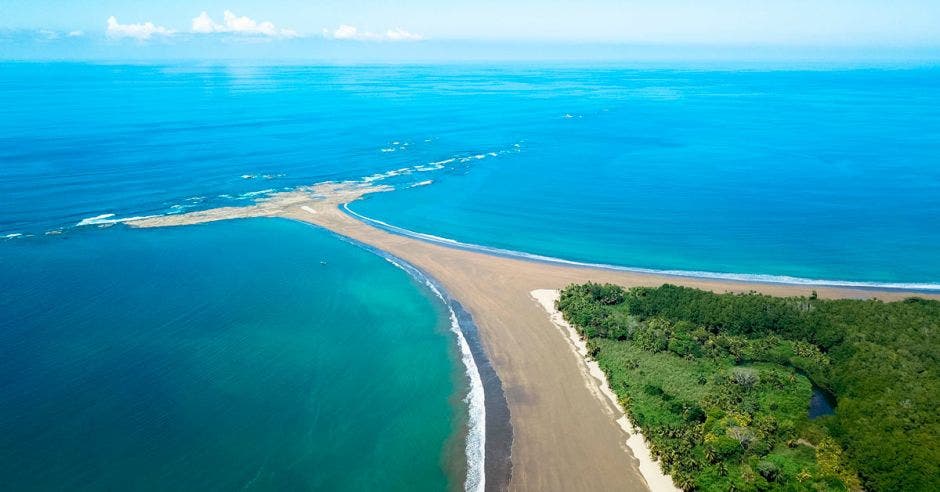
[2,1,939,62]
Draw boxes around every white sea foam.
[77,213,115,225]
[237,189,276,199]
[359,144,518,187]
[167,202,200,214]
[241,174,256,179]
[414,159,455,172]
[408,180,433,188]
[381,257,486,492]
[362,168,412,183]
[76,213,161,227]
[346,205,940,292]
[414,164,444,172]
[2,233,23,239]
[459,154,488,163]
[380,140,412,152]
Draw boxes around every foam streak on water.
[76,213,162,227]
[379,255,487,492]
[5,66,939,284]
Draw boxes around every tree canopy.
[558,283,939,491]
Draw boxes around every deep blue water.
[2,63,939,285]
[0,219,464,490]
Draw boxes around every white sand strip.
[530,289,680,492]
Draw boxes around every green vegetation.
[557,283,939,491]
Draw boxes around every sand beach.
[130,183,939,491]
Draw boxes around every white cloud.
[191,10,298,38]
[325,24,424,42]
[33,29,83,40]
[223,10,275,35]
[384,28,424,41]
[330,24,367,40]
[106,16,174,40]
[191,12,217,34]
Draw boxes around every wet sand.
[130,183,938,491]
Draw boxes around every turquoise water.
[0,219,464,490]
[2,64,938,285]
[349,68,940,286]
[1,63,939,490]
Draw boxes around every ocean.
[1,63,939,489]
[2,63,938,285]
[0,219,466,490]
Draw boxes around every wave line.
[343,204,940,293]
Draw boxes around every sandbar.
[130,183,939,491]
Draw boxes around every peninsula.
[130,182,939,491]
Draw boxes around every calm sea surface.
[0,219,463,490]
[1,63,939,489]
[2,63,939,284]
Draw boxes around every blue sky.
[2,1,940,61]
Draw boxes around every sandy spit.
[531,289,679,492]
[129,183,938,492]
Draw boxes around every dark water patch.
[809,386,837,418]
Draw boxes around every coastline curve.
[341,203,940,293]
[327,228,514,492]
[127,181,940,491]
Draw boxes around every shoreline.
[530,289,679,492]
[128,182,940,491]
[329,232,513,491]
[341,203,940,294]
